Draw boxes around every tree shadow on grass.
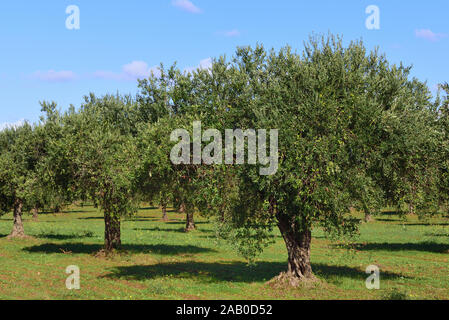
[102,261,405,284]
[133,227,187,234]
[78,217,191,222]
[36,232,94,241]
[376,218,401,222]
[343,242,449,253]
[139,207,159,211]
[135,227,214,234]
[165,221,208,226]
[381,211,400,216]
[77,217,166,222]
[37,210,89,215]
[125,218,165,222]
[403,222,449,227]
[313,264,405,281]
[425,232,449,237]
[22,243,216,255]
[62,210,89,214]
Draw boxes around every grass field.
[0,205,448,300]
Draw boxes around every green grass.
[0,205,448,300]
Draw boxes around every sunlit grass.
[0,205,448,300]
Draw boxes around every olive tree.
[137,67,210,231]
[191,35,437,283]
[375,79,440,217]
[137,114,204,232]
[62,94,141,251]
[0,123,45,237]
[437,83,449,211]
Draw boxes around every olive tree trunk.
[185,212,196,232]
[32,207,39,221]
[179,202,186,213]
[408,203,416,215]
[9,199,25,238]
[104,213,121,252]
[276,215,314,283]
[362,204,374,222]
[364,212,374,222]
[162,204,168,222]
[408,184,417,215]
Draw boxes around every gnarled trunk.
[179,202,186,214]
[364,212,373,222]
[363,204,374,222]
[162,204,168,222]
[408,184,417,215]
[104,213,121,252]
[10,199,25,238]
[32,207,39,221]
[185,212,196,232]
[408,203,416,215]
[277,215,313,282]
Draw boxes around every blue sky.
[1,0,448,127]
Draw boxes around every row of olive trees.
[0,34,448,283]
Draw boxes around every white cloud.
[123,61,156,79]
[91,70,124,81]
[415,29,447,42]
[93,61,160,81]
[222,29,241,37]
[172,0,202,14]
[0,119,26,131]
[95,58,213,79]
[198,58,212,69]
[184,57,212,74]
[31,70,77,82]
